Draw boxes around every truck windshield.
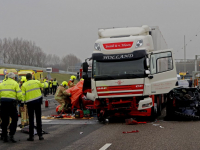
[93,58,146,80]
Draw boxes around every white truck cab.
[83,25,177,119]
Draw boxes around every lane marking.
[99,143,112,150]
[43,98,55,101]
[42,120,52,123]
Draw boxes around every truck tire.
[149,106,157,121]
[97,109,105,122]
[156,95,162,116]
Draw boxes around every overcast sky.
[0,0,200,61]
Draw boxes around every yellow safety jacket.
[21,80,44,103]
[0,78,23,102]
[43,82,49,89]
[44,79,47,82]
[49,81,53,88]
[53,80,57,86]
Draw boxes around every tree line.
[0,38,82,71]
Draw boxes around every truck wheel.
[156,95,162,116]
[97,110,105,122]
[149,106,157,121]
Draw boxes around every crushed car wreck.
[166,85,200,121]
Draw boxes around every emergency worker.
[52,78,58,95]
[21,73,44,141]
[0,72,23,142]
[55,81,71,113]
[68,75,76,88]
[43,80,49,97]
[19,76,29,127]
[43,77,47,82]
[19,76,27,88]
[49,79,53,94]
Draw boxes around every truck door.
[149,49,177,95]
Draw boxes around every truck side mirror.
[146,58,149,68]
[82,62,89,72]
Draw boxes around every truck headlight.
[94,43,101,51]
[135,40,143,48]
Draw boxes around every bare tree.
[0,38,82,70]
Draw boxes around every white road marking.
[42,120,52,123]
[43,98,55,101]
[99,143,112,150]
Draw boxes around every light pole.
[184,35,186,72]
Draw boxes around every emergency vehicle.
[179,72,192,80]
[0,69,18,83]
[18,70,43,82]
[83,25,177,120]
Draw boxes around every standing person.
[49,79,53,94]
[77,72,80,80]
[19,77,29,128]
[189,77,193,87]
[43,77,47,82]
[68,75,76,88]
[52,78,58,95]
[44,77,49,94]
[21,73,44,141]
[43,80,49,97]
[0,72,23,142]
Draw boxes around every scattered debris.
[123,130,139,134]
[159,126,164,129]
[125,118,146,125]
[41,114,93,120]
[152,124,160,126]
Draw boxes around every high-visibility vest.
[43,82,49,88]
[53,81,57,86]
[21,80,44,103]
[49,81,53,88]
[0,78,23,102]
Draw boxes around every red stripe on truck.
[98,91,143,96]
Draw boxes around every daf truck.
[83,25,177,120]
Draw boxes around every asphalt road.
[1,95,200,150]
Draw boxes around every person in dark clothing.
[52,78,59,95]
[21,73,44,141]
[188,77,193,87]
[0,72,23,143]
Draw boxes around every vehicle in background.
[83,25,177,121]
[0,69,18,83]
[18,70,43,82]
[179,72,192,81]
